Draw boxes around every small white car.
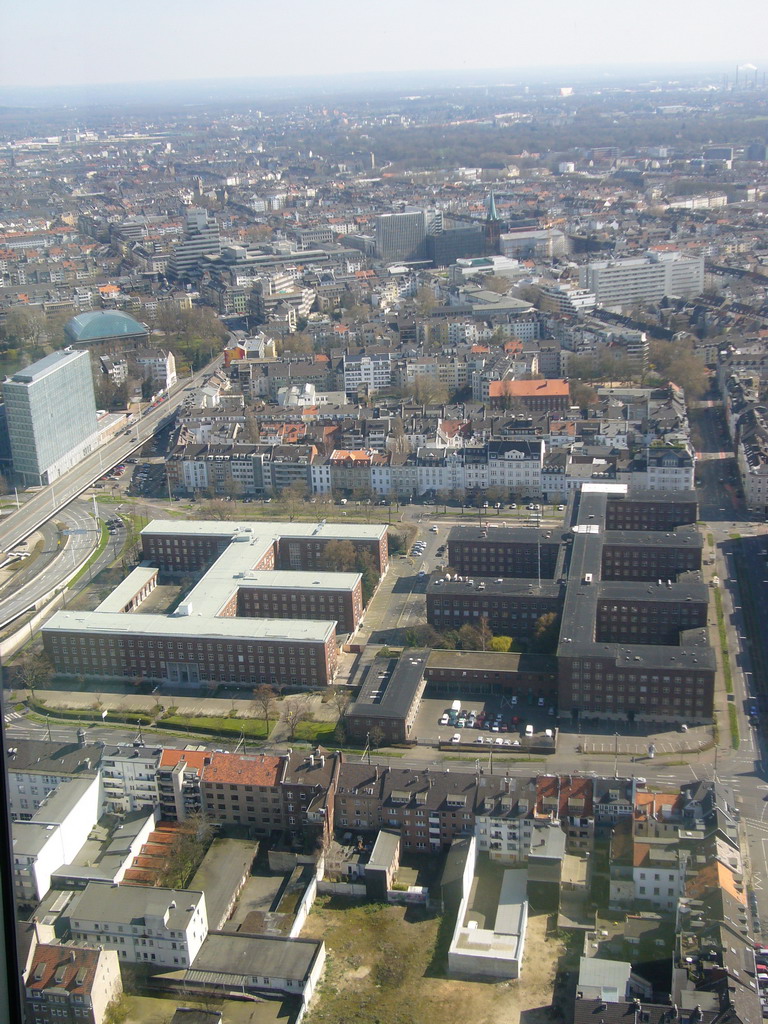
[451,733,462,743]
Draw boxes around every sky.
[1,0,767,91]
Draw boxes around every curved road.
[0,356,222,554]
[0,504,102,629]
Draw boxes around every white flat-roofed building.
[447,838,528,980]
[12,775,100,904]
[66,882,207,968]
[581,252,704,309]
[42,519,389,688]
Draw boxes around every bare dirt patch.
[302,896,564,1024]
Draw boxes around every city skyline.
[1,0,767,91]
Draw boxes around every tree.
[570,380,599,411]
[458,617,492,651]
[198,498,235,520]
[275,332,314,357]
[158,810,214,888]
[368,725,385,749]
[530,612,561,654]
[328,686,351,718]
[489,635,515,652]
[253,684,277,734]
[1,307,48,352]
[483,274,512,294]
[414,285,437,316]
[18,651,52,698]
[355,549,379,604]
[277,480,309,522]
[283,694,311,740]
[458,623,484,650]
[320,539,357,572]
[649,337,708,399]
[409,377,449,406]
[404,623,444,648]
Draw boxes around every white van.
[524,724,534,737]
[451,699,462,713]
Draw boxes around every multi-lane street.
[2,379,767,924]
[0,355,222,554]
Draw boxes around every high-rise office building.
[580,252,705,308]
[374,210,427,262]
[4,349,99,486]
[167,208,221,280]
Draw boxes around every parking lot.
[413,693,557,747]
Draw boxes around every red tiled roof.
[159,748,210,771]
[202,752,283,787]
[26,944,101,995]
[488,379,570,398]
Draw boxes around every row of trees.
[252,685,350,740]
[404,611,560,655]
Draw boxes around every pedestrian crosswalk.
[3,710,23,725]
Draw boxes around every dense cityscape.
[1,38,768,1024]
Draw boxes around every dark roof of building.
[6,738,102,777]
[448,524,565,546]
[425,648,558,677]
[573,1000,717,1024]
[346,650,427,722]
[428,575,563,600]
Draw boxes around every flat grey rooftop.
[347,650,427,720]
[44,610,335,644]
[188,931,321,984]
[67,881,204,930]
[142,520,387,541]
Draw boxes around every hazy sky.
[1,0,767,90]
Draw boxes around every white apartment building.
[12,776,100,903]
[67,883,208,968]
[7,740,101,821]
[633,850,686,912]
[310,459,333,494]
[641,447,696,491]
[581,252,705,308]
[475,804,536,862]
[343,353,392,394]
[134,349,177,390]
[100,746,161,815]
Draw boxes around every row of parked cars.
[754,943,768,1015]
[439,700,555,729]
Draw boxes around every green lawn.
[68,521,109,587]
[156,714,269,739]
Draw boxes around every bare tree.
[328,686,351,718]
[198,497,234,520]
[283,694,311,740]
[18,651,52,699]
[253,684,277,734]
[369,725,385,749]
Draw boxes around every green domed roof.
[64,310,147,343]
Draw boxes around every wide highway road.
[0,355,222,553]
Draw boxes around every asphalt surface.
[0,356,222,553]
[3,389,768,929]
